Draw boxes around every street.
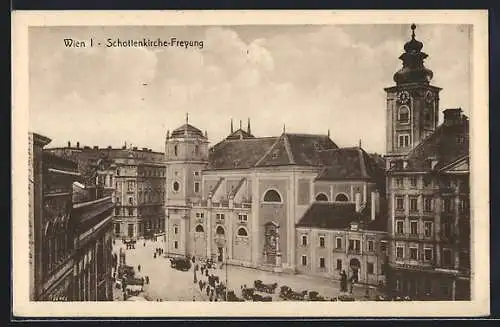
[112,239,379,301]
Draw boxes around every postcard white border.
[12,10,490,318]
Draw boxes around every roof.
[315,147,385,182]
[171,123,205,139]
[43,151,79,172]
[226,128,255,140]
[389,115,469,172]
[296,202,387,232]
[208,133,338,170]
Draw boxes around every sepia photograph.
[12,10,489,317]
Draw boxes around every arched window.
[315,193,328,202]
[216,226,225,235]
[398,106,410,122]
[195,225,204,233]
[237,227,248,236]
[335,193,349,202]
[263,189,282,203]
[173,181,180,192]
[174,145,178,156]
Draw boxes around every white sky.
[29,24,472,153]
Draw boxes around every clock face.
[425,91,434,103]
[398,91,410,104]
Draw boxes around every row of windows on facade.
[171,223,249,237]
[114,221,165,235]
[124,181,165,193]
[392,175,468,189]
[393,246,468,267]
[299,255,382,275]
[42,221,73,280]
[115,168,165,177]
[394,219,464,240]
[300,235,386,254]
[195,212,248,222]
[394,195,469,213]
[114,205,163,216]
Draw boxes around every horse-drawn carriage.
[337,294,355,301]
[170,256,192,271]
[308,291,326,301]
[225,290,245,302]
[279,285,308,301]
[254,280,278,294]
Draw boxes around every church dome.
[170,123,205,139]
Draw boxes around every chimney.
[107,146,112,149]
[93,146,99,150]
[67,141,71,148]
[77,142,80,148]
[230,119,234,133]
[371,191,376,221]
[443,108,463,126]
[247,118,251,134]
[355,193,361,212]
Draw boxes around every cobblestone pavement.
[112,239,380,301]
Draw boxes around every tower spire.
[184,113,189,135]
[327,129,330,138]
[283,124,286,133]
[230,118,234,133]
[359,139,362,148]
[247,118,251,135]
[186,112,189,124]
[239,120,242,130]
[411,23,416,39]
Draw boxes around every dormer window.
[398,105,410,123]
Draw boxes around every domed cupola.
[169,113,207,140]
[393,24,434,85]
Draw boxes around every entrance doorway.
[217,247,224,262]
[128,224,134,238]
[350,258,360,282]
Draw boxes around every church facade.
[164,118,387,279]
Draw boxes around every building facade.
[46,143,165,240]
[164,118,388,277]
[384,25,471,300]
[29,133,115,301]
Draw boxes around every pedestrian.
[193,296,196,301]
[146,276,149,284]
[154,253,156,259]
[206,286,211,296]
[192,256,195,264]
[144,242,146,247]
[138,264,141,272]
[209,294,213,302]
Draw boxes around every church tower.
[164,114,209,255]
[385,24,441,166]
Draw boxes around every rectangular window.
[424,222,433,237]
[443,198,452,213]
[355,240,360,251]
[368,240,374,252]
[128,197,133,205]
[127,181,134,192]
[424,197,433,212]
[396,196,404,210]
[443,249,452,266]
[381,263,385,275]
[410,247,418,260]
[238,214,248,222]
[174,241,178,249]
[128,208,134,216]
[319,257,325,268]
[114,223,120,234]
[319,236,325,248]
[380,241,387,254]
[302,235,307,246]
[194,171,200,176]
[396,220,404,235]
[336,259,342,270]
[396,246,404,259]
[200,213,204,218]
[348,239,355,250]
[424,248,433,261]
[395,177,403,188]
[196,213,200,218]
[367,262,374,274]
[409,197,418,212]
[459,198,469,214]
[336,237,342,249]
[301,255,307,266]
[194,182,200,193]
[410,177,417,187]
[398,134,410,148]
[115,207,120,216]
[410,220,418,235]
[174,226,179,234]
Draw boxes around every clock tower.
[384,24,441,165]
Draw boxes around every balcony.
[347,248,361,255]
